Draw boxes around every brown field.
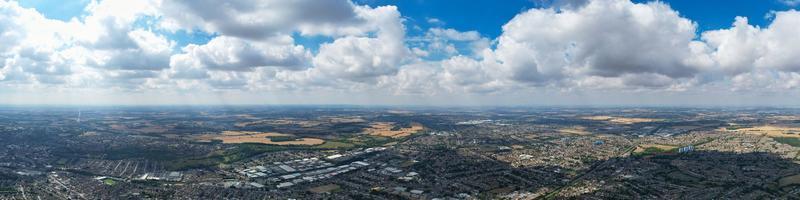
[323,117,366,123]
[582,116,614,121]
[633,144,677,153]
[364,122,424,138]
[581,116,660,124]
[196,131,324,145]
[559,126,591,135]
[234,114,259,120]
[768,115,800,121]
[387,110,413,114]
[109,124,126,130]
[725,125,800,138]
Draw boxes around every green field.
[633,147,677,156]
[315,141,356,149]
[165,144,290,170]
[315,135,397,149]
[775,137,800,147]
[103,179,116,186]
[266,135,300,142]
[0,187,16,194]
[725,125,752,130]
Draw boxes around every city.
[1,106,800,199]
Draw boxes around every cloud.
[86,29,173,70]
[4,0,800,105]
[381,62,443,95]
[77,0,172,71]
[699,10,800,89]
[731,71,800,91]
[0,1,80,84]
[408,28,491,58]
[159,0,362,39]
[758,11,800,72]
[168,35,310,74]
[313,37,403,82]
[206,71,250,89]
[426,17,445,26]
[495,0,703,86]
[310,5,410,83]
[0,0,173,91]
[532,0,590,10]
[441,56,495,88]
[780,0,800,6]
[427,28,482,41]
[160,1,411,87]
[702,17,765,75]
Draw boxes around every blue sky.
[17,0,89,21]
[640,0,797,31]
[363,0,797,38]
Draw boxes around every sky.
[1,0,800,106]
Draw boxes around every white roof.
[277,182,294,188]
[278,165,296,172]
[353,161,370,166]
[249,182,265,188]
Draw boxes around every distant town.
[1,106,800,199]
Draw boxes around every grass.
[775,137,800,147]
[643,147,674,154]
[266,135,300,142]
[725,126,751,130]
[165,144,290,170]
[633,146,677,156]
[315,135,397,149]
[0,187,16,193]
[692,138,716,146]
[315,141,356,149]
[103,179,117,186]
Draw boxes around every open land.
[196,131,325,145]
[581,115,661,124]
[363,122,424,138]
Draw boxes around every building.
[678,145,694,153]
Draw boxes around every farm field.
[726,126,800,138]
[196,131,325,145]
[363,122,424,138]
[581,116,661,124]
